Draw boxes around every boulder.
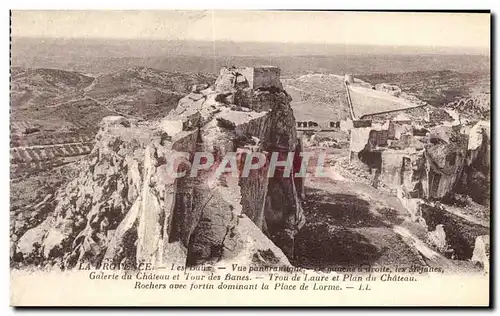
[43,228,67,258]
[15,66,305,270]
[427,224,447,252]
[375,83,402,97]
[160,119,183,137]
[471,235,490,272]
[99,116,130,129]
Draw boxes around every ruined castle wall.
[239,66,282,90]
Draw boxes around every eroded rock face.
[13,66,304,269]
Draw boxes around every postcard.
[10,10,490,306]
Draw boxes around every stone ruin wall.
[238,66,281,90]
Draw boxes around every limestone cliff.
[13,66,305,270]
[456,121,491,206]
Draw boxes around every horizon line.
[11,36,490,52]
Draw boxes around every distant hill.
[10,66,215,147]
[11,37,490,76]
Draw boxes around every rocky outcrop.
[419,203,489,260]
[13,66,305,270]
[456,121,490,206]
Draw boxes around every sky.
[12,11,490,50]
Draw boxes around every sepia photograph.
[9,10,491,306]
